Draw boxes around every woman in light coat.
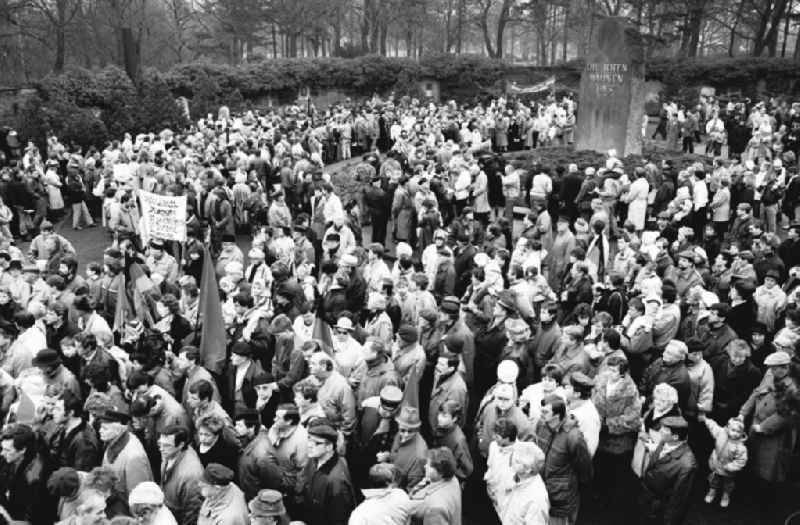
[624,169,650,232]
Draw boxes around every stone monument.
[576,17,645,156]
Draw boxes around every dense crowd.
[0,92,796,525]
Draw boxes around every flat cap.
[764,351,791,366]
[203,463,235,485]
[97,409,131,424]
[379,385,403,408]
[570,371,595,389]
[307,422,339,444]
[397,324,419,343]
[231,341,253,356]
[660,416,688,429]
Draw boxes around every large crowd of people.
[0,92,796,525]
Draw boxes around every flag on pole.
[401,363,420,410]
[507,76,556,94]
[312,316,334,355]
[112,273,129,334]
[198,245,226,375]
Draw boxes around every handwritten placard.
[138,190,187,242]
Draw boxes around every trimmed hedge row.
[16,55,800,150]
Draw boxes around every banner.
[507,76,556,94]
[138,190,187,242]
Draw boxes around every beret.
[367,242,384,255]
[222,233,236,243]
[397,324,419,343]
[686,338,705,355]
[418,309,438,324]
[129,481,164,506]
[203,463,235,485]
[661,416,688,429]
[252,372,274,387]
[231,341,253,356]
[84,392,113,413]
[765,269,781,280]
[443,335,464,354]
[47,467,80,498]
[307,422,338,444]
[764,351,791,366]
[709,302,730,317]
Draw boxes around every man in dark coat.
[452,234,477,298]
[158,425,204,525]
[0,424,53,524]
[225,342,265,418]
[362,177,391,245]
[534,394,593,524]
[641,340,692,415]
[48,390,102,471]
[639,416,697,525]
[559,165,583,222]
[301,422,357,525]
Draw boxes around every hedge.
[14,55,800,150]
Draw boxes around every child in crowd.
[700,414,748,508]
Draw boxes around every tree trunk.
[781,0,792,56]
[728,0,744,56]
[362,0,372,51]
[480,1,497,58]
[120,27,141,83]
[456,0,464,53]
[765,0,790,56]
[494,0,513,58]
[562,5,568,62]
[380,21,388,56]
[272,25,278,58]
[680,0,704,58]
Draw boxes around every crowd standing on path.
[0,92,797,525]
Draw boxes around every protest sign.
[138,190,187,242]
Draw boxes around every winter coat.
[498,474,550,525]
[349,488,412,525]
[301,453,357,525]
[409,477,462,525]
[641,359,692,414]
[318,371,357,437]
[224,359,265,417]
[639,442,697,525]
[593,373,642,455]
[0,451,51,524]
[48,419,102,471]
[444,319,475,387]
[739,373,800,482]
[161,446,204,525]
[710,356,762,424]
[534,418,593,519]
[197,483,249,525]
[390,431,428,490]
[686,359,714,419]
[101,431,154,501]
[391,186,415,242]
[428,372,469,433]
[703,418,748,477]
[261,424,308,497]
[432,425,474,481]
[476,404,533,458]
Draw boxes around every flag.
[112,273,129,334]
[401,363,420,410]
[507,76,556,94]
[128,262,156,326]
[198,245,226,375]
[312,316,334,355]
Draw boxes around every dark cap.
[709,302,730,317]
[202,463,235,485]
[307,422,338,445]
[251,372,273,387]
[231,341,253,357]
[440,296,460,315]
[97,409,131,424]
[443,335,464,354]
[47,467,81,498]
[32,348,62,368]
[765,269,781,281]
[397,324,419,343]
[149,238,165,249]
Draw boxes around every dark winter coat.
[300,453,357,525]
[639,442,697,525]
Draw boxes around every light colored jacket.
[498,474,550,525]
[197,483,249,525]
[704,418,747,476]
[410,477,462,525]
[102,431,154,500]
[349,487,412,525]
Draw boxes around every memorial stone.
[576,17,645,156]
